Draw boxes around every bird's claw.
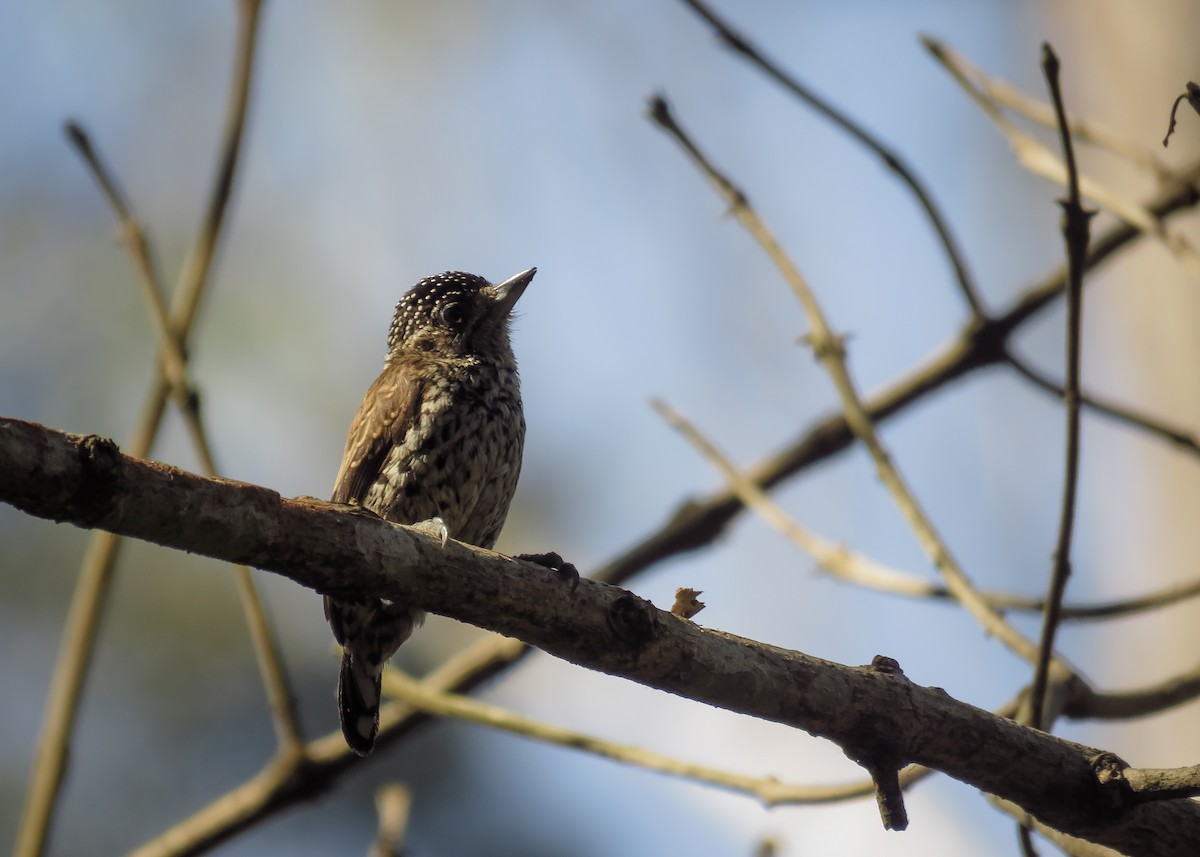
[412,516,449,548]
[517,551,580,591]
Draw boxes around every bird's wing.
[331,367,425,505]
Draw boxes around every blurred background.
[2,1,1199,855]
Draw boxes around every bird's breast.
[365,362,524,549]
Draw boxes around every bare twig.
[62,123,197,421]
[923,36,1200,281]
[1008,353,1200,459]
[1028,43,1093,731]
[173,0,263,328]
[14,5,269,857]
[678,0,985,317]
[829,557,1200,621]
[1163,82,1200,148]
[652,397,1200,622]
[925,35,1170,181]
[651,397,886,580]
[384,670,864,807]
[1067,662,1200,720]
[648,93,1054,672]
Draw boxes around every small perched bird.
[325,268,535,755]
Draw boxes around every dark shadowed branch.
[1028,42,1094,732]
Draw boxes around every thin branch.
[62,122,196,418]
[14,5,269,857]
[1029,43,1093,731]
[827,558,1200,622]
[61,121,302,753]
[923,36,1200,282]
[1067,663,1200,720]
[677,0,985,317]
[651,396,1200,623]
[133,630,930,857]
[130,635,537,857]
[650,398,887,581]
[928,35,1171,182]
[1008,353,1200,459]
[648,93,1056,673]
[383,670,875,807]
[1162,82,1200,148]
[4,417,1199,857]
[172,0,262,330]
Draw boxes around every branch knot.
[607,593,658,649]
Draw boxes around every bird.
[325,267,535,756]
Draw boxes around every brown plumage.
[325,268,534,755]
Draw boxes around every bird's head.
[385,268,535,362]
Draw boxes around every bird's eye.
[439,302,467,328]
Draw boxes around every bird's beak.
[490,267,536,315]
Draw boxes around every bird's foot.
[517,551,580,591]
[412,516,449,548]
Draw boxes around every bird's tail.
[338,650,382,756]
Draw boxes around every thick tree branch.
[2,416,1200,856]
